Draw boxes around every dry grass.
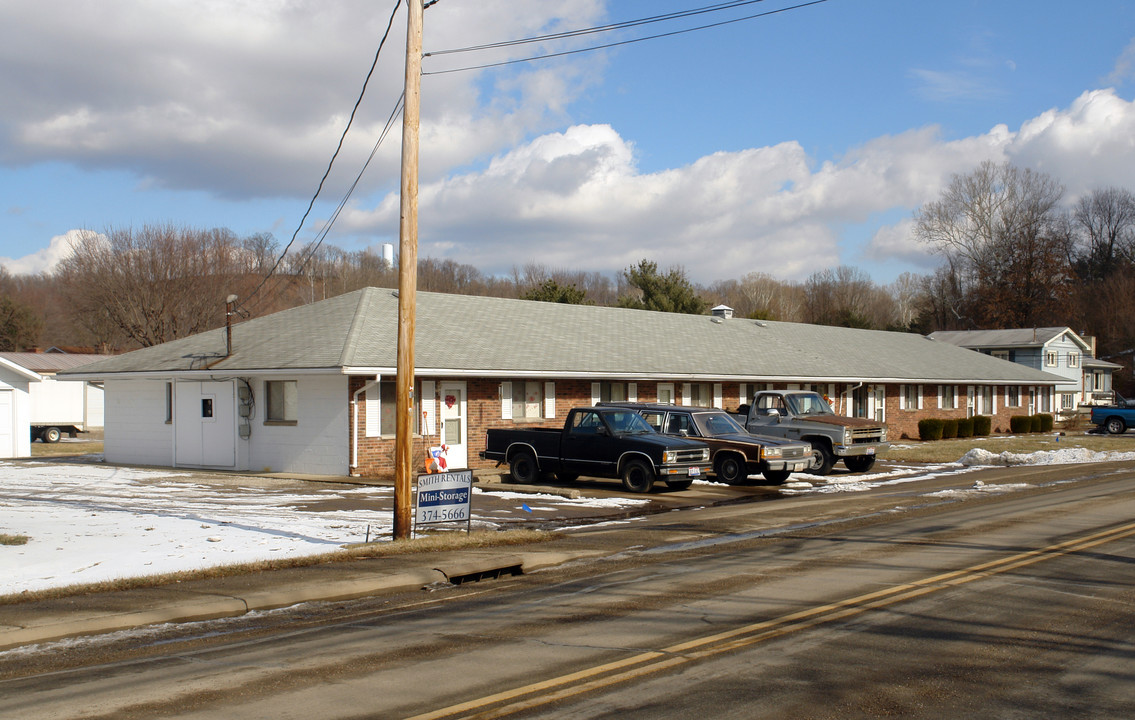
[886,431,1133,464]
[30,441,104,458]
[0,528,549,605]
[0,534,29,546]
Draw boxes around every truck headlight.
[663,451,677,464]
[762,446,783,459]
[881,428,888,442]
[843,428,853,445]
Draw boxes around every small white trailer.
[29,374,104,442]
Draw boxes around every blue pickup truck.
[481,406,711,493]
[1090,397,1135,434]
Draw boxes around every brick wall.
[348,376,1055,478]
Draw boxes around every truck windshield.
[694,412,746,437]
[605,411,654,435]
[786,392,833,416]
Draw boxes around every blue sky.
[3,0,1135,287]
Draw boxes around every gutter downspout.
[842,382,863,417]
[350,375,381,473]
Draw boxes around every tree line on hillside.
[1,161,1133,393]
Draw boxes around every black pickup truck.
[481,406,712,493]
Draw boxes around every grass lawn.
[29,438,104,458]
[885,430,1133,464]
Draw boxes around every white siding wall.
[104,374,349,475]
[103,379,174,467]
[247,374,348,475]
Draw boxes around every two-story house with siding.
[927,327,1120,414]
[63,289,1065,477]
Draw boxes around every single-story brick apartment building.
[65,288,1065,477]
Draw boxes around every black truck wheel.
[1106,416,1126,435]
[621,459,655,493]
[843,455,876,473]
[509,451,540,483]
[807,443,835,475]
[713,454,748,484]
[40,426,63,444]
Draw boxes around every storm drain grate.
[444,564,524,585]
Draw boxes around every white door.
[0,390,12,458]
[175,381,236,467]
[439,381,468,469]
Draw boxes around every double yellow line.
[407,520,1135,720]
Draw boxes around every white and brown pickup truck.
[740,390,889,475]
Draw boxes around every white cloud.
[864,218,936,268]
[1107,37,1135,85]
[0,1,606,198]
[336,89,1135,284]
[0,229,89,275]
[1007,89,1135,196]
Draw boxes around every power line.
[423,0,828,76]
[241,0,403,315]
[281,92,406,295]
[425,0,773,57]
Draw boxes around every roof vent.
[711,317,723,324]
[754,321,767,328]
[711,305,734,319]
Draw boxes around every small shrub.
[972,415,992,436]
[941,418,959,439]
[1036,413,1054,432]
[918,418,944,441]
[956,417,974,438]
[1009,415,1032,433]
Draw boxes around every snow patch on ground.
[0,462,648,595]
[958,447,1135,467]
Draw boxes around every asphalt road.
[2,461,1134,719]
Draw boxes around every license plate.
[866,448,875,455]
[792,462,805,472]
[688,467,701,477]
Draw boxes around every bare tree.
[803,266,894,328]
[915,161,1071,327]
[1072,186,1135,281]
[54,225,251,348]
[887,272,925,330]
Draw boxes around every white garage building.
[0,356,40,459]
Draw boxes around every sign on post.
[414,469,473,533]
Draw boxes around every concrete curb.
[0,551,603,651]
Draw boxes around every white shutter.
[917,385,924,410]
[682,383,692,406]
[421,380,436,435]
[501,382,513,420]
[938,385,944,409]
[899,385,906,410]
[365,384,379,437]
[992,386,997,414]
[544,382,555,418]
[591,382,601,406]
[713,383,723,409]
[628,383,637,402]
[739,383,748,406]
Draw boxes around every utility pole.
[393,0,423,540]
